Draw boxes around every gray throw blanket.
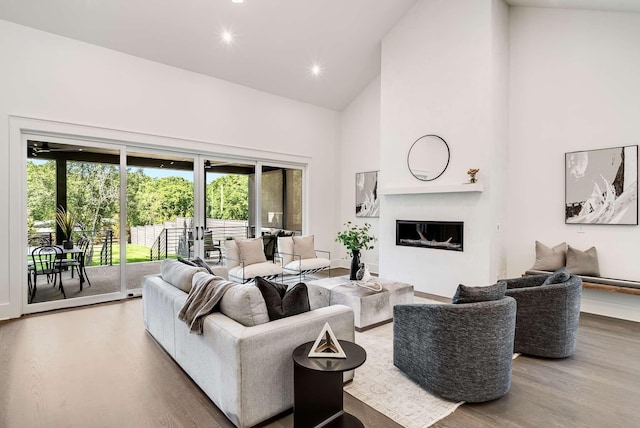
[178,274,235,334]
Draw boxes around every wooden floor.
[1,297,639,428]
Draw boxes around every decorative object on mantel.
[55,205,76,249]
[355,170,379,218]
[467,168,479,184]
[308,322,347,359]
[407,134,450,181]
[336,221,376,280]
[565,145,638,225]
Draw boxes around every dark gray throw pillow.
[255,276,310,320]
[542,267,571,285]
[452,282,507,304]
[191,256,215,275]
[177,257,197,267]
[178,257,216,275]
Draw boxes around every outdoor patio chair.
[203,230,222,264]
[30,245,66,300]
[57,236,93,289]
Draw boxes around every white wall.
[378,0,509,297]
[507,7,640,321]
[0,20,341,319]
[338,76,381,272]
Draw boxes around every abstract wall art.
[355,170,379,218]
[565,145,638,225]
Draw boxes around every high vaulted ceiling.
[1,0,638,111]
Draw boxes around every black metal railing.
[150,227,189,261]
[149,225,252,261]
[100,230,114,266]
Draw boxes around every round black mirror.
[407,134,450,181]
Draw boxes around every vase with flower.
[335,221,376,280]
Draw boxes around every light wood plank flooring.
[1,297,639,427]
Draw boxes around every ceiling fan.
[29,141,80,157]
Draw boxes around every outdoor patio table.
[28,245,86,288]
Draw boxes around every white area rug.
[344,297,463,428]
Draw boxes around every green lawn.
[89,244,177,265]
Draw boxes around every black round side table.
[292,340,367,428]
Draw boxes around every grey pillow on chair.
[452,282,507,304]
[542,267,571,285]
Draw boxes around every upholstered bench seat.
[525,270,640,294]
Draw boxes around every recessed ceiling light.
[221,30,233,44]
[232,0,244,3]
[310,64,323,77]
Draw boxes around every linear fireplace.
[396,220,464,251]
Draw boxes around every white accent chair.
[224,237,283,283]
[277,235,331,280]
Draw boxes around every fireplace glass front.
[396,220,463,251]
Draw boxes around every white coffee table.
[306,275,414,331]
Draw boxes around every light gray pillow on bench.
[530,241,567,271]
[566,245,600,277]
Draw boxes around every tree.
[206,175,249,220]
[27,160,56,223]
[126,168,152,228]
[67,161,120,235]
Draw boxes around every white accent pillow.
[293,235,316,260]
[219,283,270,326]
[235,237,267,265]
[161,259,206,293]
[224,239,240,269]
[277,236,294,265]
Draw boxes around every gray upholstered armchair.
[393,297,516,403]
[503,273,582,358]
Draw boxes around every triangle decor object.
[308,322,347,359]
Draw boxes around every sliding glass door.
[125,150,195,292]
[26,139,124,310]
[197,158,256,264]
[24,138,305,313]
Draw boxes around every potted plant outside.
[56,206,76,249]
[335,221,376,280]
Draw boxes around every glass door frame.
[20,133,129,315]
[8,117,312,320]
[193,157,308,258]
[124,147,199,295]
[194,155,259,258]
[257,160,308,235]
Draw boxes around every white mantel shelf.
[379,183,484,195]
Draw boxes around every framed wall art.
[355,170,379,218]
[565,145,638,225]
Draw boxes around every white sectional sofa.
[142,260,355,428]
